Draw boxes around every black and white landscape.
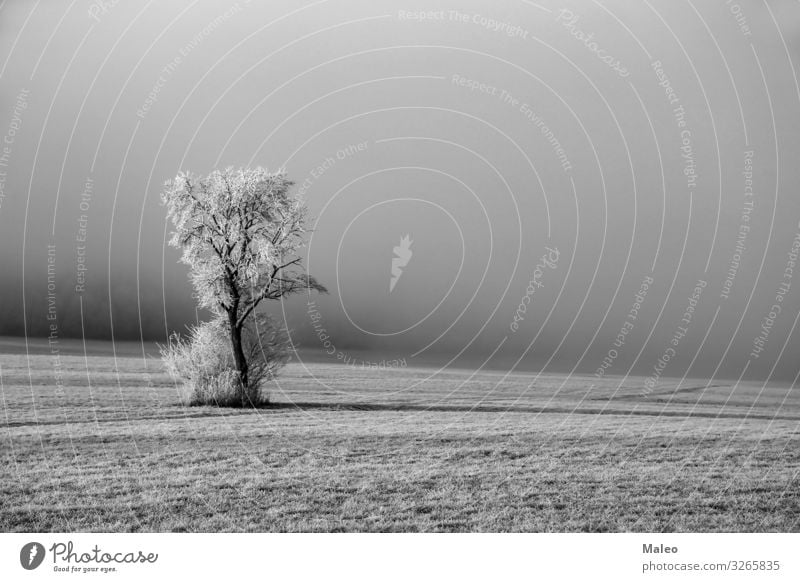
[1,0,799,532]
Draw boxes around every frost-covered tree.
[161,167,326,405]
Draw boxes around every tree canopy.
[162,167,327,330]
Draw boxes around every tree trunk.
[228,310,249,406]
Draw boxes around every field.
[1,340,799,532]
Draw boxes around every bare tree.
[162,167,326,405]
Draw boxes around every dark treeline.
[0,272,194,341]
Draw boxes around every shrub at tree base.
[160,313,291,407]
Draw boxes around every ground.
[1,342,798,532]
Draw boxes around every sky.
[1,0,800,382]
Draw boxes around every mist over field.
[1,0,800,384]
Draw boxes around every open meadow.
[1,340,799,532]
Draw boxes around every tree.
[161,167,326,406]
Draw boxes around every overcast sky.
[1,0,800,382]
